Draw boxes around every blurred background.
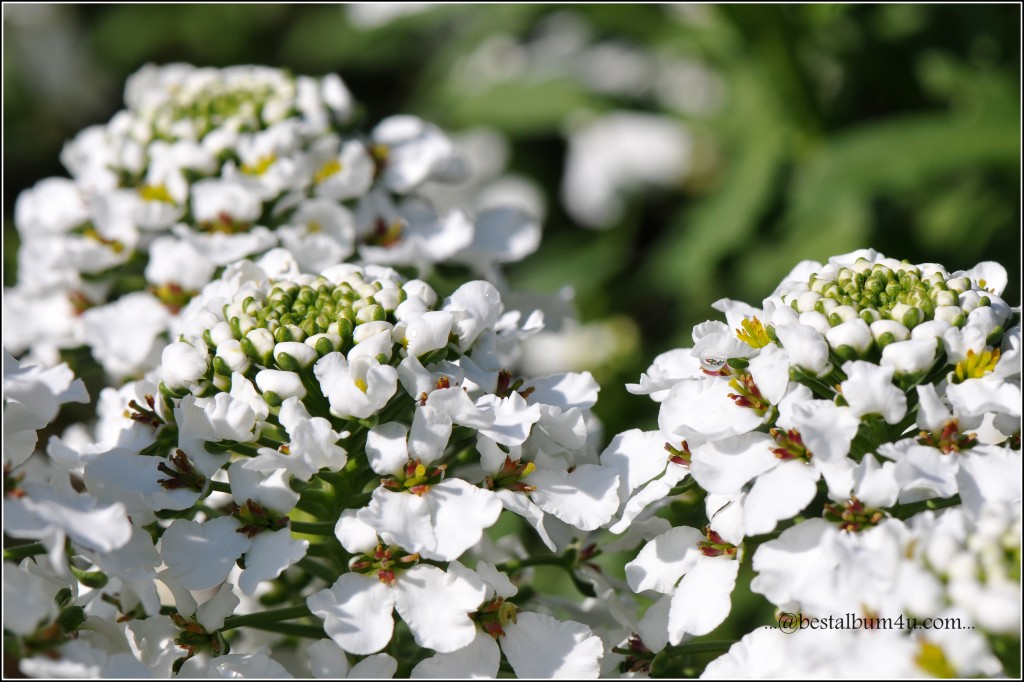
[4,3,1020,437]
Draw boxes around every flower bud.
[354,320,393,344]
[256,369,306,400]
[245,328,276,365]
[210,321,235,347]
[826,319,873,355]
[306,333,342,356]
[870,320,910,348]
[274,341,318,370]
[162,342,209,390]
[217,339,251,374]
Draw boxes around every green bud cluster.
[791,259,990,329]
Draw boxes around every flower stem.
[3,542,47,562]
[243,621,327,639]
[290,521,336,536]
[221,604,313,631]
[296,557,339,584]
[890,494,961,520]
[496,555,567,573]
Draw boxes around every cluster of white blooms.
[601,249,1020,676]
[5,63,540,377]
[5,250,620,677]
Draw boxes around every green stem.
[242,621,327,639]
[3,542,47,562]
[221,604,312,631]
[661,640,737,656]
[496,555,567,573]
[291,521,337,536]
[890,494,961,520]
[208,481,232,494]
[296,557,339,584]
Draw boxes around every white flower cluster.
[600,249,1020,675]
[6,63,540,378]
[5,253,619,677]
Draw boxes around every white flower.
[315,352,398,420]
[307,640,397,678]
[626,526,740,644]
[356,422,502,561]
[308,564,485,655]
[372,115,461,193]
[561,111,690,228]
[3,352,88,468]
[839,360,907,424]
[81,292,170,380]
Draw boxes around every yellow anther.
[497,600,519,626]
[414,463,427,478]
[915,642,956,678]
[736,317,771,348]
[954,348,1000,383]
[138,184,175,204]
[521,462,536,477]
[314,159,342,184]
[306,220,322,234]
[241,153,277,176]
[354,378,368,393]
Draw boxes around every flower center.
[380,459,448,496]
[917,418,977,454]
[824,496,885,533]
[349,543,420,585]
[953,348,1000,383]
[157,450,206,492]
[484,455,537,493]
[227,499,288,538]
[138,183,175,204]
[314,159,342,184]
[736,317,771,348]
[698,527,737,557]
[473,597,519,639]
[665,441,691,466]
[770,427,811,462]
[727,373,770,415]
[240,153,277,176]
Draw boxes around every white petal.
[335,508,380,554]
[526,464,620,531]
[195,582,240,632]
[747,343,791,403]
[880,338,940,375]
[742,461,819,535]
[308,640,349,678]
[476,393,541,447]
[636,593,673,654]
[446,281,503,350]
[956,445,1022,518]
[308,573,395,655]
[350,653,399,678]
[411,630,499,679]
[394,564,485,653]
[502,612,603,679]
[625,526,703,594]
[750,519,836,607]
[667,557,739,642]
[366,423,411,476]
[495,489,558,551]
[160,517,250,590]
[239,529,308,595]
[786,401,859,464]
[690,432,779,494]
[523,372,600,410]
[409,405,452,464]
[840,360,907,424]
[609,463,688,534]
[774,324,830,377]
[915,383,952,433]
[475,560,518,599]
[358,488,432,555]
[659,378,763,442]
[600,429,671,502]
[424,479,502,560]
